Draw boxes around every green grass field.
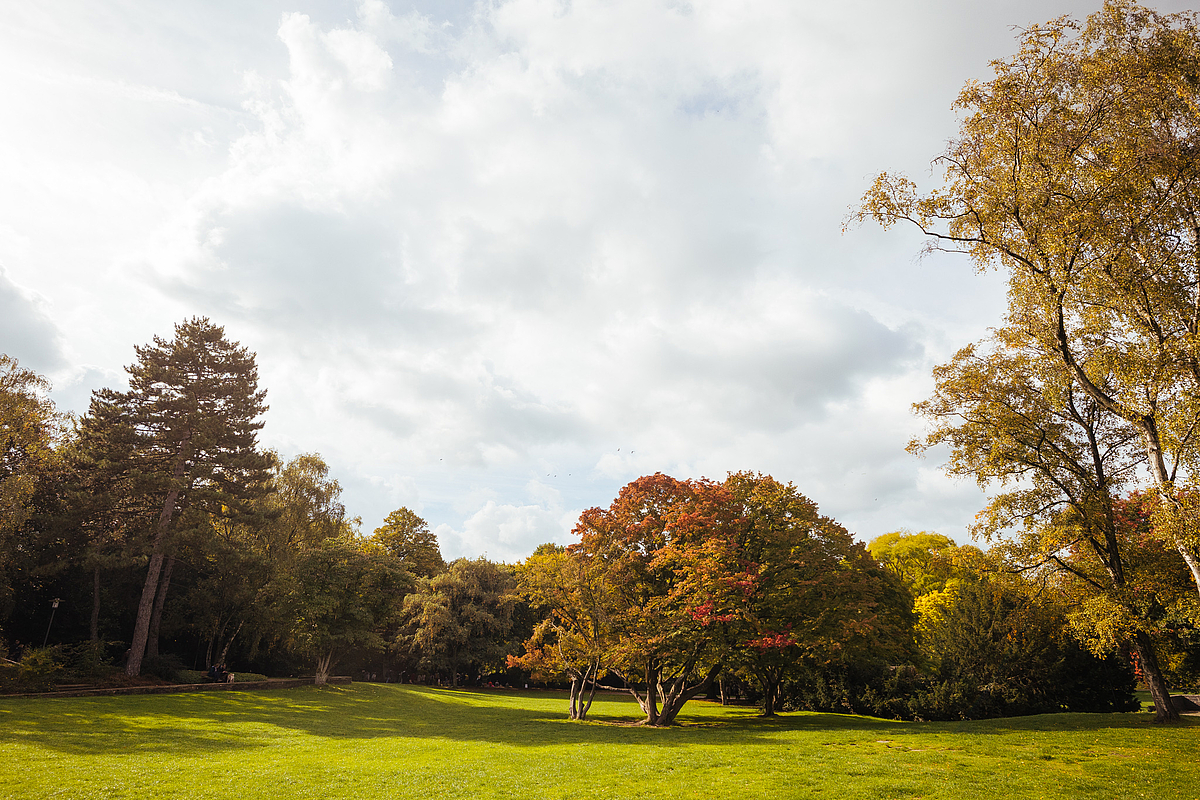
[0,684,1196,799]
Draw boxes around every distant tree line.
[3,317,1194,724]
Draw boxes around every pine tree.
[118,318,272,676]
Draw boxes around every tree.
[397,557,515,687]
[570,474,740,726]
[371,508,445,577]
[0,356,60,629]
[112,318,273,676]
[912,567,1138,719]
[720,473,914,716]
[169,451,361,671]
[263,453,354,554]
[66,398,156,643]
[285,538,413,684]
[908,333,1181,719]
[510,543,614,720]
[868,531,961,598]
[856,1,1200,596]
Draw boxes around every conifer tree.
[117,318,271,676]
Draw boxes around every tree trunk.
[762,678,778,717]
[579,661,600,721]
[146,554,176,659]
[315,650,333,685]
[568,674,582,720]
[126,445,189,676]
[216,620,244,668]
[1133,631,1178,723]
[643,659,659,725]
[653,662,722,727]
[125,550,165,676]
[90,565,101,642]
[1140,418,1200,600]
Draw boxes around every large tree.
[113,318,272,676]
[858,1,1200,594]
[909,333,1181,719]
[175,452,358,671]
[285,538,413,684]
[720,472,914,717]
[571,474,740,726]
[397,557,515,687]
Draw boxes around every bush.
[63,640,118,681]
[782,661,924,720]
[141,654,186,682]
[15,646,66,692]
[177,668,272,684]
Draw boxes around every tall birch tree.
[858,1,1200,598]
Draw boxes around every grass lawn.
[0,684,1196,799]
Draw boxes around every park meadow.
[2,683,1197,800]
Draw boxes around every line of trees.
[0,319,519,688]
[2,314,1193,722]
[509,478,1150,725]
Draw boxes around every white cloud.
[5,0,1189,559]
[437,497,580,562]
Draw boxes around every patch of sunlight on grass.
[1,684,1197,799]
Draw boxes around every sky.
[3,0,1191,561]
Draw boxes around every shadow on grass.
[0,684,1185,757]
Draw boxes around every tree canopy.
[858,0,1200,721]
[371,508,445,578]
[858,0,1200,598]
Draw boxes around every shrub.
[141,654,186,682]
[16,646,66,692]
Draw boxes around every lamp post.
[42,598,60,647]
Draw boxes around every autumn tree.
[908,333,1180,719]
[510,543,614,720]
[869,531,961,598]
[720,473,914,716]
[0,356,60,631]
[570,474,741,726]
[371,508,444,577]
[109,318,273,676]
[857,1,1200,597]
